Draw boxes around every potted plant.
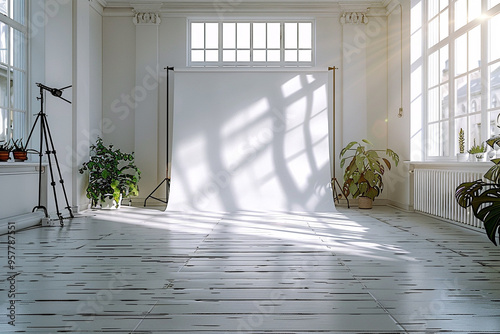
[10,139,28,161]
[79,137,141,208]
[340,139,400,209]
[0,141,12,162]
[457,128,468,162]
[468,139,487,161]
[455,156,500,245]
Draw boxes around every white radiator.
[413,169,484,228]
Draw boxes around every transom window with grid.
[189,21,314,67]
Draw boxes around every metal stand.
[329,67,350,208]
[25,83,74,226]
[144,66,174,207]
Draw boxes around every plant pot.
[97,193,123,209]
[0,151,9,162]
[13,151,27,162]
[475,154,485,162]
[456,153,469,162]
[358,196,373,209]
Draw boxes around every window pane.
[469,113,481,145]
[299,23,312,48]
[11,28,25,69]
[455,0,467,30]
[0,72,7,108]
[440,0,449,11]
[205,23,218,49]
[428,17,439,47]
[455,33,467,75]
[428,50,439,87]
[441,121,449,156]
[429,0,439,18]
[11,110,24,140]
[237,50,250,62]
[253,23,266,49]
[0,108,6,142]
[253,50,266,62]
[267,23,280,49]
[0,22,7,64]
[11,69,25,110]
[0,0,6,16]
[223,23,235,49]
[11,0,25,25]
[441,83,449,118]
[237,23,250,48]
[428,87,440,122]
[468,26,481,70]
[468,0,481,22]
[489,110,500,138]
[268,50,280,62]
[428,123,440,156]
[299,50,312,62]
[455,76,467,115]
[411,1,422,34]
[285,50,297,62]
[191,50,204,62]
[490,15,500,62]
[411,30,422,63]
[440,10,448,41]
[490,0,500,9]
[469,70,481,112]
[440,46,449,84]
[223,50,235,62]
[490,63,500,108]
[285,23,297,49]
[205,50,218,62]
[191,23,204,48]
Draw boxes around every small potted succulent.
[457,128,468,162]
[0,141,12,162]
[468,139,487,162]
[10,139,28,162]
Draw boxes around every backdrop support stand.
[329,66,350,208]
[144,66,174,207]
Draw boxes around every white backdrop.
[168,71,334,212]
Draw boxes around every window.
[0,0,27,145]
[411,0,500,159]
[189,20,314,67]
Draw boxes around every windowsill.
[0,161,45,175]
[406,160,492,172]
[175,67,327,73]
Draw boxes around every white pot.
[97,194,122,209]
[456,153,469,162]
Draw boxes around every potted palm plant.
[340,139,400,209]
[79,137,141,208]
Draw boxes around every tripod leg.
[43,116,74,219]
[41,117,65,226]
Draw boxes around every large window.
[0,0,27,145]
[189,20,314,67]
[411,0,500,159]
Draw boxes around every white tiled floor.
[1,206,499,333]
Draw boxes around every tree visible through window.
[189,21,314,66]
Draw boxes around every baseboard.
[0,211,45,235]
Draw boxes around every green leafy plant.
[456,155,500,245]
[340,139,400,201]
[468,139,486,154]
[458,128,465,154]
[79,137,141,208]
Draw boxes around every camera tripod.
[25,83,74,226]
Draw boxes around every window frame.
[187,19,315,67]
[0,0,28,146]
[414,0,500,161]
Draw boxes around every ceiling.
[102,0,386,5]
